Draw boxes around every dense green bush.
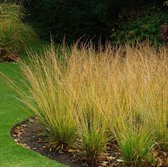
[111,6,168,46]
[21,0,165,44]
[0,3,36,58]
[5,0,166,45]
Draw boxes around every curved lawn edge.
[0,40,67,167]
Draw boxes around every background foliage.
[0,2,36,57]
[111,6,168,46]
[2,0,168,45]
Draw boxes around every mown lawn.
[0,40,66,167]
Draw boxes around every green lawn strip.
[0,41,66,167]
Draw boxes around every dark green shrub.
[6,1,166,45]
[111,6,168,47]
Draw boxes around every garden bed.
[11,118,168,167]
[11,118,125,167]
[9,44,168,167]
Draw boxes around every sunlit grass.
[3,43,168,165]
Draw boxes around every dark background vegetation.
[11,0,168,45]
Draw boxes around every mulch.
[11,118,168,167]
[0,53,19,62]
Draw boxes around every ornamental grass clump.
[107,45,168,165]
[74,98,109,162]
[17,47,77,149]
[144,49,168,151]
[3,43,168,165]
[68,49,110,162]
[0,3,36,58]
